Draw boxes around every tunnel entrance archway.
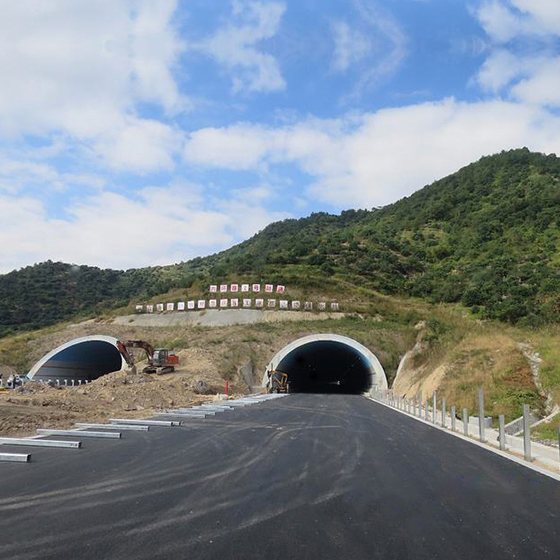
[263,334,388,395]
[27,335,126,384]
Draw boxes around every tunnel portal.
[264,334,388,395]
[28,336,125,384]
[277,340,371,393]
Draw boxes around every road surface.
[0,394,559,560]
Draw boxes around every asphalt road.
[0,394,559,560]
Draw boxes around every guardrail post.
[451,406,456,431]
[424,400,429,420]
[71,379,75,386]
[463,408,469,436]
[432,392,437,424]
[523,404,532,461]
[442,398,446,428]
[498,414,506,451]
[478,387,486,442]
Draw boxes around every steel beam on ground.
[37,429,121,439]
[200,406,233,410]
[75,423,150,432]
[0,452,30,463]
[171,409,214,416]
[156,413,206,419]
[0,437,81,449]
[110,419,179,427]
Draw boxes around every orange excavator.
[117,340,179,375]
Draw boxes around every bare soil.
[0,347,246,437]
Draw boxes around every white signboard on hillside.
[146,304,154,313]
[187,301,195,310]
[198,300,206,309]
[177,302,185,311]
[156,303,164,312]
[279,300,288,309]
[243,299,252,308]
[241,284,250,292]
[231,298,239,308]
[209,299,217,308]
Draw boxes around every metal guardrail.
[372,388,560,471]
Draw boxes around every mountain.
[1,148,560,337]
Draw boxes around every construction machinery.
[268,370,289,393]
[117,340,179,375]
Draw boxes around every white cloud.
[0,156,105,195]
[190,0,286,94]
[331,21,372,71]
[345,0,408,97]
[474,1,560,107]
[0,183,289,273]
[183,99,560,207]
[0,0,185,172]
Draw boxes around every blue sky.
[1,0,560,272]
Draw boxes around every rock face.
[391,339,445,400]
[192,380,213,395]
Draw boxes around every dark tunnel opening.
[32,340,123,383]
[276,341,372,394]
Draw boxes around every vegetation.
[2,148,560,338]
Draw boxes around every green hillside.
[2,148,560,337]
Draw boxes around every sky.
[1,0,560,273]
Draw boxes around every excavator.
[117,340,179,375]
[268,370,289,393]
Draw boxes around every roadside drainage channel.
[0,393,288,463]
[370,393,560,483]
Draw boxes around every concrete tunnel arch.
[262,334,388,394]
[27,335,127,384]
